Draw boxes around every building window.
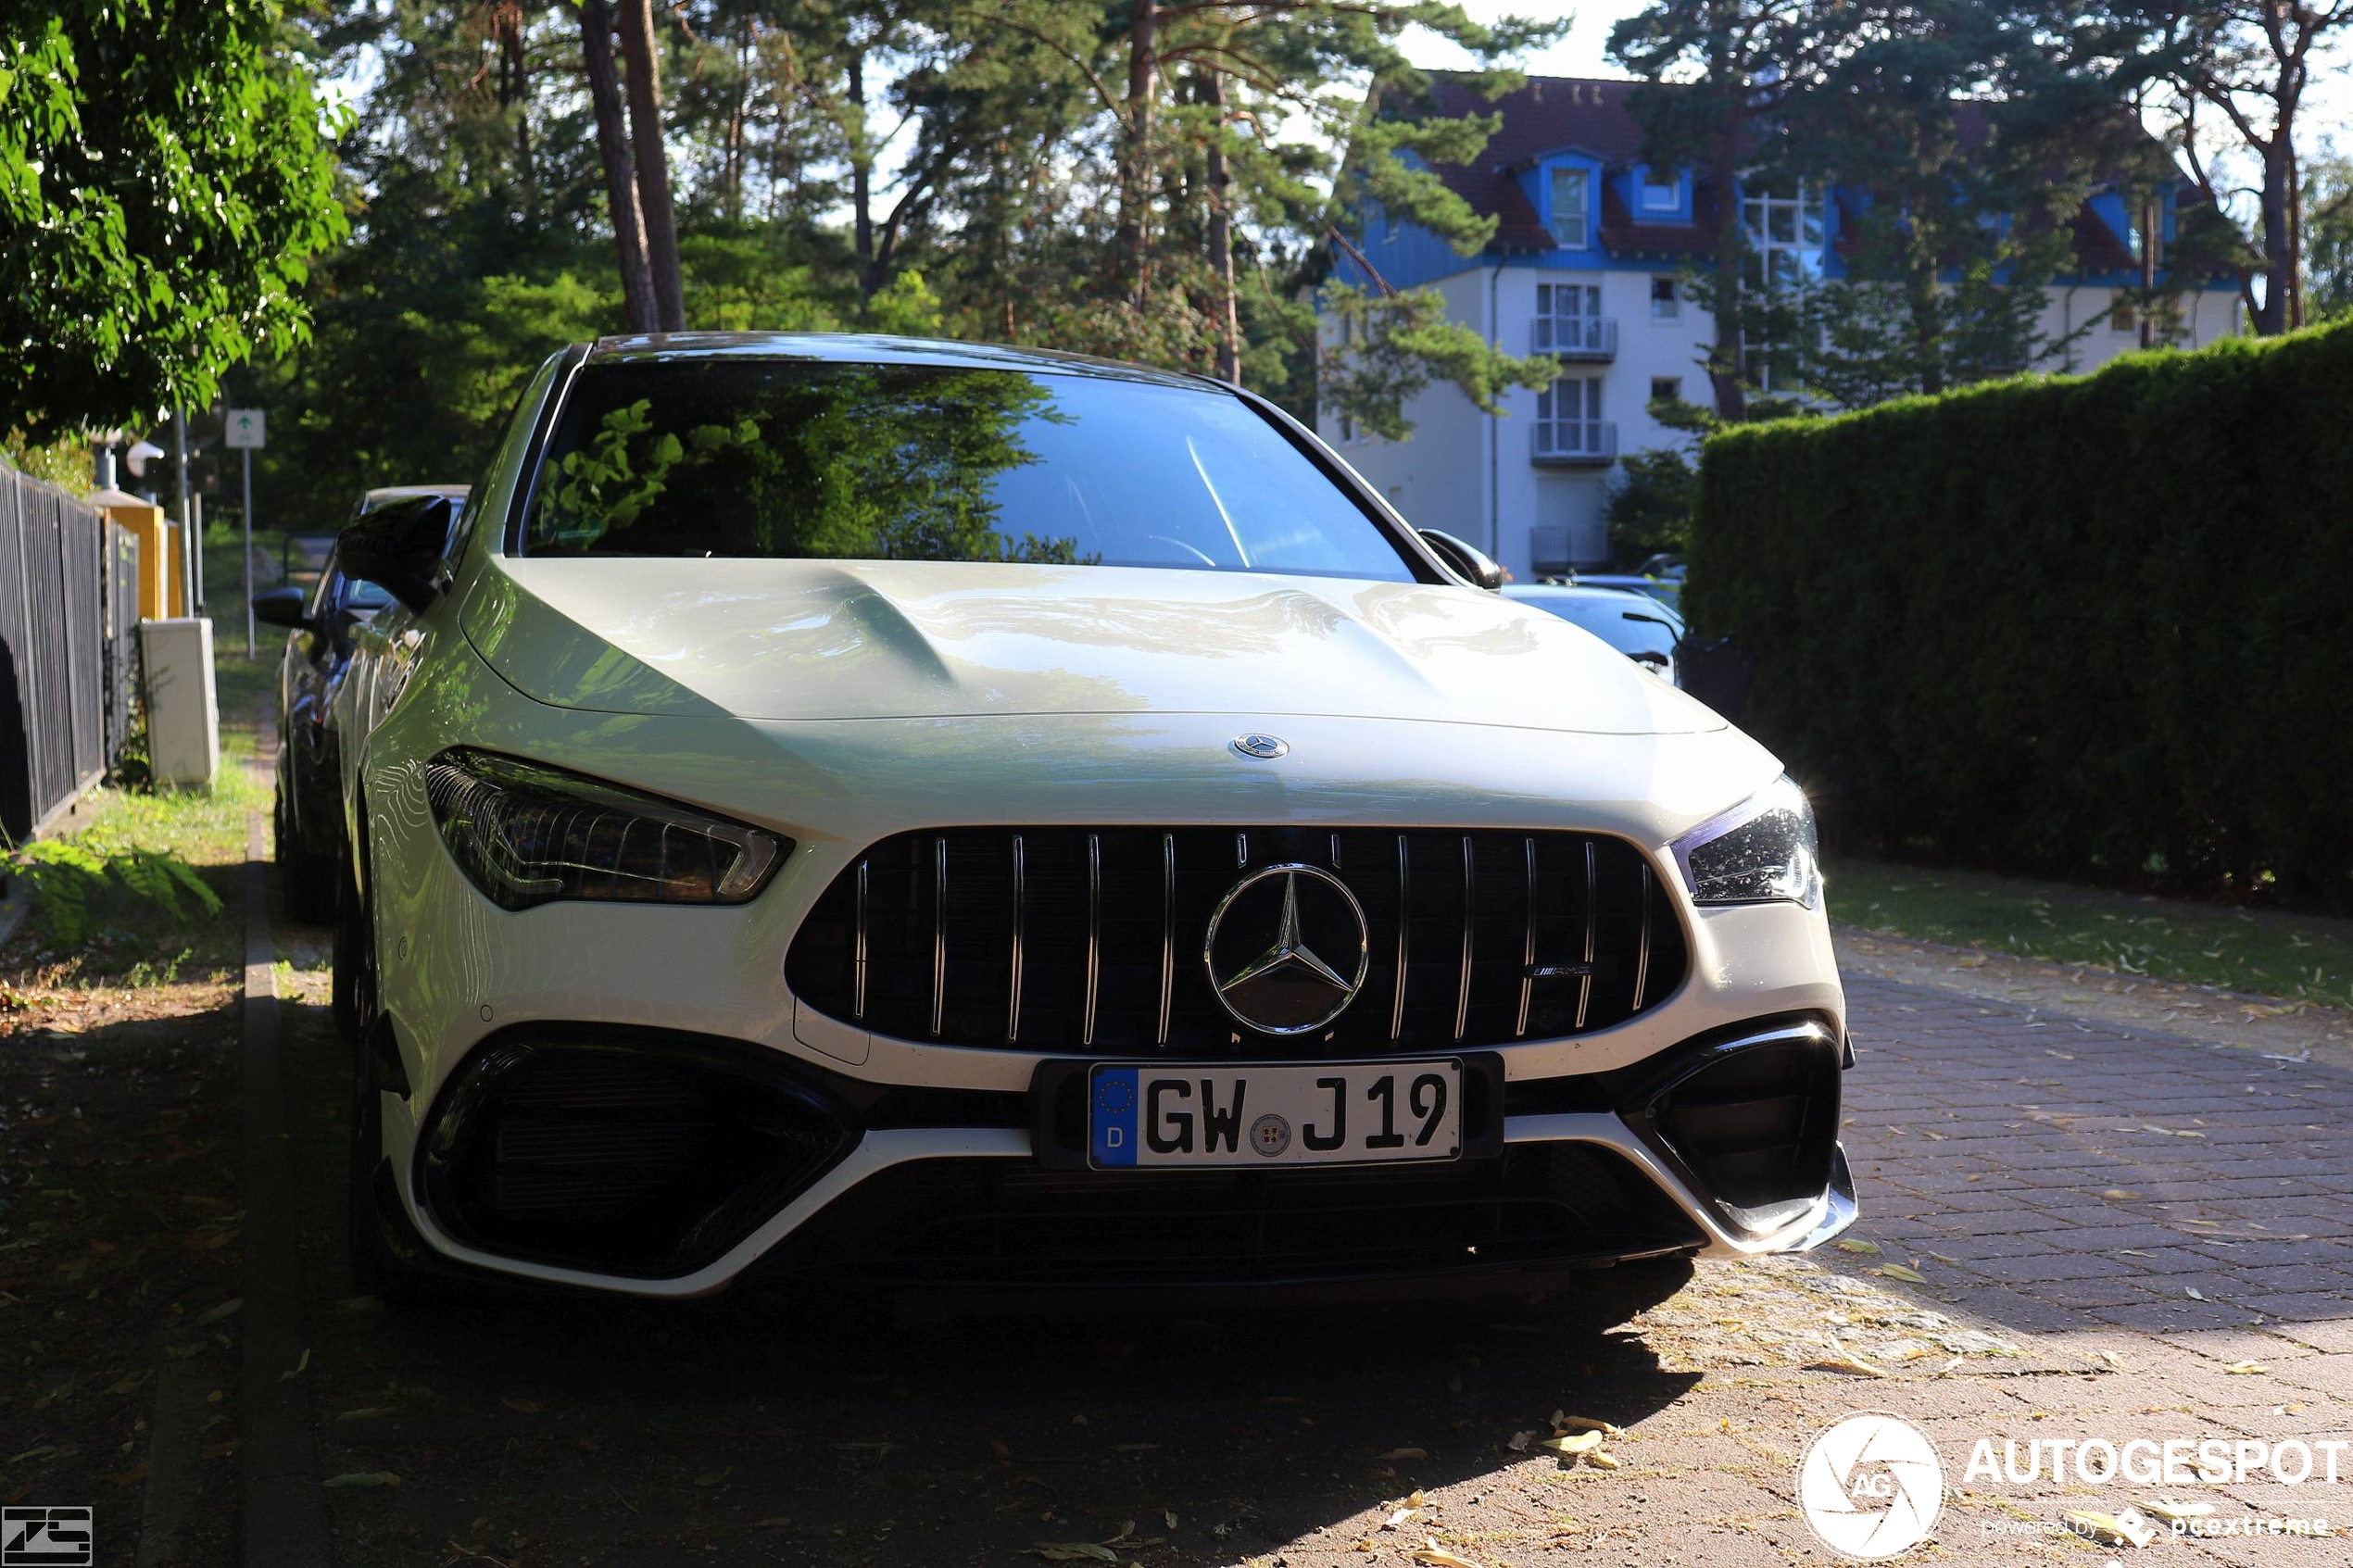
[1650,377,1681,406]
[1538,375,1603,429]
[1641,169,1680,211]
[1650,276,1679,319]
[1548,167,1590,248]
[1742,180,1826,292]
[1535,282,1603,354]
[2112,294,2136,333]
[1741,180,1825,391]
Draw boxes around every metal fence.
[0,457,143,844]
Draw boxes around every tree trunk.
[498,7,536,224]
[581,0,659,332]
[2139,192,2157,349]
[849,49,875,297]
[1118,0,1159,307]
[2254,138,2292,334]
[1202,68,1240,383]
[619,0,687,332]
[1706,93,1746,421]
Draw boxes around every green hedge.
[1689,318,2353,909]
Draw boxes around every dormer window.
[1641,169,1680,211]
[1548,168,1591,247]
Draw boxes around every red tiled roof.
[1414,74,1717,256]
[1403,72,2223,276]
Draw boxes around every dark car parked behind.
[255,484,467,920]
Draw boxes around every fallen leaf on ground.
[1878,1263,1927,1284]
[2222,1361,2270,1374]
[2184,1286,2205,1300]
[1554,1416,1625,1437]
[1413,1541,1482,1568]
[1539,1431,1604,1456]
[693,1468,731,1487]
[2064,1510,2147,1547]
[192,1298,242,1326]
[2101,1188,2142,1200]
[1506,1430,1535,1452]
[2139,1500,2214,1524]
[321,1473,400,1489]
[1383,1507,1420,1530]
[1586,1451,1621,1470]
[1833,1239,1881,1254]
[1377,1448,1428,1461]
[278,1348,310,1382]
[1026,1545,1118,1563]
[1809,1356,1888,1379]
[336,1407,395,1423]
[501,1396,542,1413]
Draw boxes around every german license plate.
[1088,1060,1462,1169]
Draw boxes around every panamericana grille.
[785,827,1688,1056]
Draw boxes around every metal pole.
[242,447,255,658]
[173,405,193,617]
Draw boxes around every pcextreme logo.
[1797,1411,1946,1560]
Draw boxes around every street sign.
[225,408,265,449]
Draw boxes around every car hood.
[459,557,1724,735]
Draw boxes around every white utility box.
[140,617,220,788]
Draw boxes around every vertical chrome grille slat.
[1630,860,1654,1012]
[1575,838,1596,1030]
[853,858,870,1019]
[931,835,949,1037]
[1453,834,1474,1041]
[1390,834,1409,1041]
[784,826,1689,1055]
[1157,833,1176,1047]
[1515,836,1534,1037]
[1006,834,1026,1043]
[1082,833,1101,1047]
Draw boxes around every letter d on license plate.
[1088,1060,1462,1169]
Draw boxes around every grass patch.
[1828,857,2353,1009]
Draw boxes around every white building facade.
[1319,77,2243,580]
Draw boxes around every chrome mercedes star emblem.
[1202,864,1369,1035]
[1230,733,1289,759]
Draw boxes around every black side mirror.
[252,585,311,632]
[1418,529,1507,591]
[338,495,457,614]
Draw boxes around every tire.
[274,789,337,924]
[329,845,375,1044]
[347,1017,435,1306]
[347,1019,389,1296]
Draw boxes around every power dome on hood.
[459,556,1726,735]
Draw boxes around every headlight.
[424,749,787,911]
[1669,775,1820,908]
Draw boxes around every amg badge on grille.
[1202,865,1369,1035]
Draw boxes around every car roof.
[1503,583,1667,605]
[585,332,1217,391]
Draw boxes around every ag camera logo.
[1797,1412,1945,1560]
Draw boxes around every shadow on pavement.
[273,994,1706,1565]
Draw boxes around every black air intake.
[1642,1023,1840,1233]
[418,1035,849,1277]
[785,826,1689,1058]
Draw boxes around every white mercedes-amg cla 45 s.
[328,332,1855,1303]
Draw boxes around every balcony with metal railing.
[1531,420,1617,465]
[1530,315,1618,360]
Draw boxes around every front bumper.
[384,1015,1855,1299]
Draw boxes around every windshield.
[517,360,1413,581]
[1519,595,1681,660]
